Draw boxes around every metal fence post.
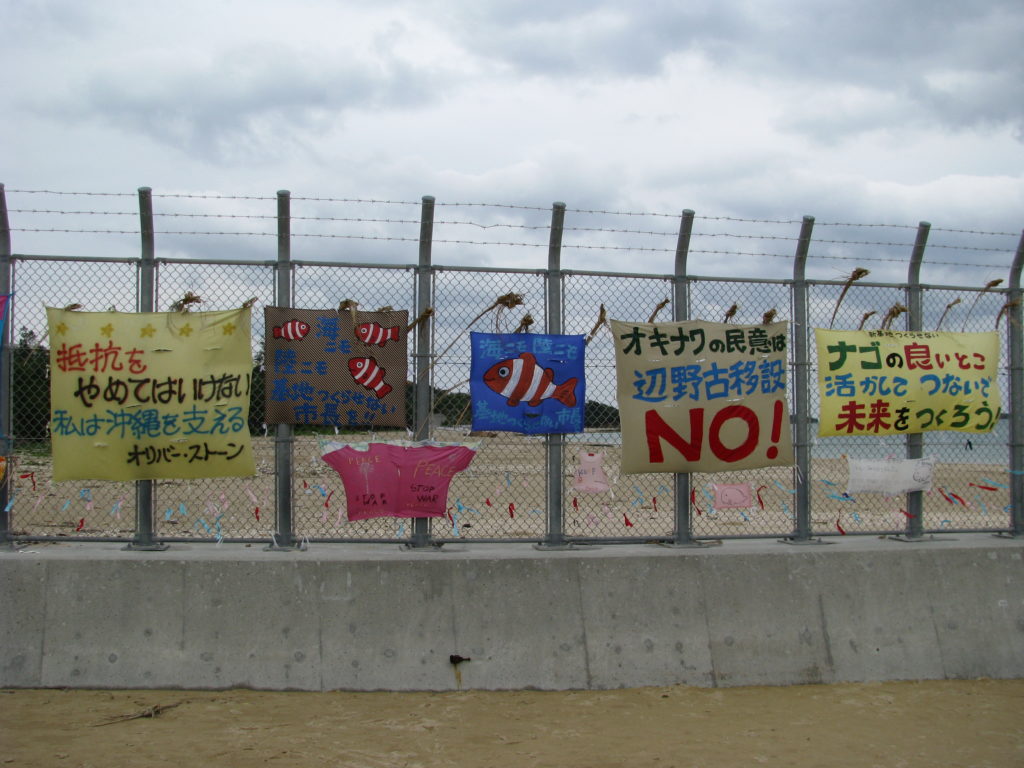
[787,215,817,543]
[902,222,930,541]
[125,187,168,550]
[540,202,568,548]
[1006,231,1024,537]
[268,190,297,550]
[409,195,435,549]
[670,209,706,546]
[0,184,12,546]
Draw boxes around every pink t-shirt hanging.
[322,442,477,521]
[377,443,476,517]
[321,443,396,520]
[573,450,611,493]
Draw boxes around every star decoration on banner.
[100,323,114,337]
[178,323,193,337]
[55,322,68,335]
[140,324,156,338]
[222,322,236,335]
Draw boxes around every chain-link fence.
[1,188,1021,546]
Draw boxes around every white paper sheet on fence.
[845,456,936,495]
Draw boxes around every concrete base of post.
[122,542,169,552]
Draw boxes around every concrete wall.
[2,535,1022,691]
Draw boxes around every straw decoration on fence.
[829,267,870,329]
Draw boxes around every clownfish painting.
[356,321,400,347]
[348,357,392,399]
[483,352,577,408]
[272,319,310,341]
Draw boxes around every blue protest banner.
[470,332,585,434]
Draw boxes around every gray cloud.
[33,46,437,164]
[437,0,1024,140]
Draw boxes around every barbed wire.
[289,195,420,205]
[6,189,1022,237]
[432,200,551,212]
[152,192,275,200]
[7,236,1010,272]
[8,224,1013,262]
[5,189,135,197]
[6,209,1019,253]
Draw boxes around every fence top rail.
[12,253,139,265]
[806,277,1011,294]
[432,264,547,277]
[562,268,674,281]
[290,259,416,271]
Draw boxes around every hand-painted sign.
[611,319,793,474]
[264,307,407,428]
[815,329,1001,436]
[713,482,753,509]
[321,441,476,520]
[47,307,256,481]
[470,332,585,434]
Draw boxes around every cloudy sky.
[2,0,1023,286]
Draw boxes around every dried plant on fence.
[338,298,359,326]
[512,313,534,334]
[406,306,434,332]
[857,311,876,330]
[169,292,202,313]
[647,298,670,323]
[723,304,738,323]
[995,298,1020,329]
[962,280,1003,332]
[424,292,528,379]
[585,304,608,345]
[829,268,870,329]
[762,308,777,325]
[62,303,83,312]
[935,297,960,330]
[478,292,524,330]
[241,297,258,309]
[880,303,907,330]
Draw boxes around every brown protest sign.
[264,307,407,428]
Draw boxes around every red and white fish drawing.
[272,319,310,341]
[483,352,577,408]
[348,357,392,399]
[356,322,400,347]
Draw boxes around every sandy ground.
[2,680,1022,767]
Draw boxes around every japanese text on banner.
[47,307,256,481]
[611,319,794,474]
[470,332,585,435]
[814,329,1001,436]
[264,307,407,428]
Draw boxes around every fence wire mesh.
[1,191,1019,545]
[429,268,549,541]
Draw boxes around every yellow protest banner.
[47,307,256,481]
[611,319,793,474]
[815,329,1001,436]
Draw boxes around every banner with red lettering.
[611,319,793,474]
[47,306,256,481]
[814,329,1001,436]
